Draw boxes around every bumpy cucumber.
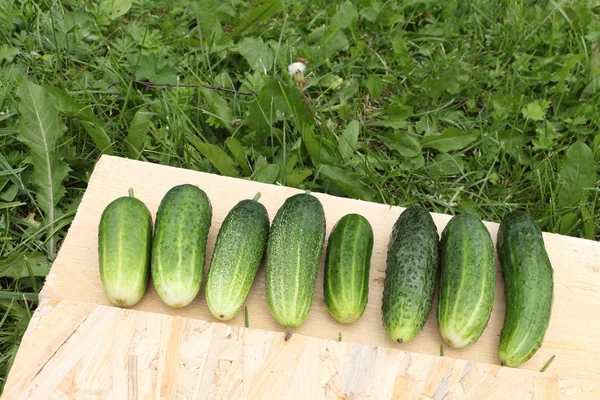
[324,213,373,323]
[205,194,269,321]
[151,184,212,308]
[98,192,152,307]
[438,214,495,348]
[497,211,554,367]
[265,193,326,338]
[382,205,439,344]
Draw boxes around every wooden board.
[3,298,599,399]
[4,155,600,399]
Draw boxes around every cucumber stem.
[440,344,444,357]
[252,192,261,202]
[285,327,293,341]
[128,188,134,197]
[244,305,249,328]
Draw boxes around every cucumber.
[265,193,326,339]
[438,214,495,348]
[98,192,152,307]
[151,184,212,308]
[382,205,439,344]
[324,213,373,323]
[205,194,269,321]
[497,211,554,367]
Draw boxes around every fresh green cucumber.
[324,213,373,323]
[151,184,212,308]
[438,214,495,348]
[205,193,269,321]
[98,191,152,307]
[265,193,326,339]
[497,211,554,367]
[382,205,439,344]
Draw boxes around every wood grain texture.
[4,155,600,399]
[4,299,599,399]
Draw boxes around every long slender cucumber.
[497,211,554,367]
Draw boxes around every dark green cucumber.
[324,213,373,323]
[205,194,270,321]
[497,211,554,367]
[265,193,326,338]
[382,205,439,344]
[438,214,495,348]
[98,193,152,307]
[151,184,212,308]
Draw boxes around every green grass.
[1,0,599,390]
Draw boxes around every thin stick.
[244,305,249,328]
[285,327,293,341]
[540,355,556,372]
[108,80,257,96]
[440,344,444,357]
[252,192,261,202]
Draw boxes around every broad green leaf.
[287,169,312,187]
[45,87,113,154]
[426,153,464,177]
[556,212,579,236]
[248,78,314,143]
[382,131,421,158]
[225,137,251,175]
[251,164,280,184]
[421,128,479,152]
[321,2,357,47]
[200,88,233,129]
[339,120,360,159]
[234,0,282,36]
[366,75,382,99]
[17,80,69,255]
[128,109,152,155]
[557,141,594,207]
[237,37,274,73]
[188,136,240,177]
[320,165,375,201]
[0,252,50,279]
[522,99,551,121]
[98,0,132,21]
[133,54,178,84]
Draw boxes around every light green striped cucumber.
[98,191,152,307]
[438,214,495,348]
[382,205,439,344]
[497,211,554,367]
[265,193,326,339]
[151,184,212,308]
[324,214,373,323]
[205,194,270,321]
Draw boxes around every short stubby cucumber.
[265,193,326,339]
[382,205,439,344]
[438,214,495,348]
[98,193,152,307]
[497,211,554,367]
[324,213,373,323]
[205,195,269,321]
[151,184,212,308]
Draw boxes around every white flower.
[287,62,306,76]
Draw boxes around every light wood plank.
[4,300,599,399]
[38,155,600,380]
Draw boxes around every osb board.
[39,155,600,381]
[4,298,599,399]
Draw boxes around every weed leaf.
[17,80,69,255]
[421,128,479,152]
[557,141,594,207]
